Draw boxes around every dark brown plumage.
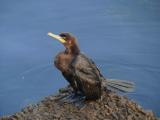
[48,32,135,100]
[54,33,102,100]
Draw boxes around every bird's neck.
[65,44,80,55]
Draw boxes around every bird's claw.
[60,93,85,104]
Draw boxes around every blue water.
[0,0,160,117]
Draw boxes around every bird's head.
[48,32,80,54]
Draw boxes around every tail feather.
[103,79,135,92]
[107,79,135,88]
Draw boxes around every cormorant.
[48,32,135,100]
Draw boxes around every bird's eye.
[59,34,67,40]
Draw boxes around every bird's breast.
[54,53,73,72]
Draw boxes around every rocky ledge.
[0,86,158,120]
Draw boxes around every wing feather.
[71,54,102,99]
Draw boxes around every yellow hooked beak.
[48,32,66,43]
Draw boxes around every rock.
[0,86,158,120]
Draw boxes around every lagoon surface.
[0,0,160,117]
